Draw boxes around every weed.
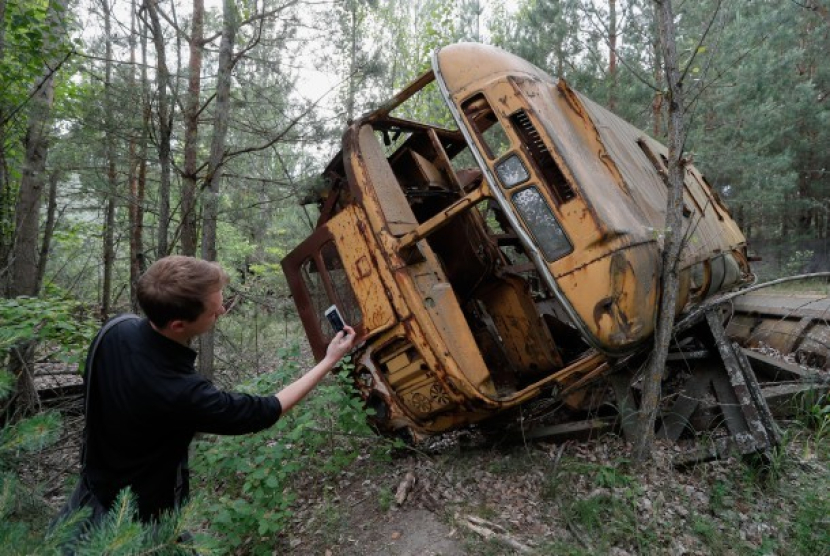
[691,515,720,548]
[595,463,634,488]
[311,493,347,548]
[377,486,393,512]
[192,345,384,552]
[565,491,640,551]
[709,479,732,512]
[791,490,830,555]
[475,504,498,521]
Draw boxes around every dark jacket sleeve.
[175,376,282,435]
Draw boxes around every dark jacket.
[84,317,281,521]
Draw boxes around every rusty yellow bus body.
[281,44,754,436]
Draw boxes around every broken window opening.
[300,257,331,339]
[359,120,589,400]
[461,93,511,160]
[321,241,363,327]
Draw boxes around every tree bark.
[128,0,147,310]
[101,0,117,319]
[145,0,173,258]
[8,0,69,417]
[346,2,358,123]
[181,0,205,256]
[199,0,238,378]
[0,0,9,284]
[35,169,59,291]
[634,0,687,462]
[651,3,663,138]
[10,0,67,298]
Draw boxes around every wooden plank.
[656,365,711,441]
[761,383,830,418]
[521,418,617,442]
[609,373,639,442]
[742,349,820,382]
[707,311,773,451]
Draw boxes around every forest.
[1,0,829,554]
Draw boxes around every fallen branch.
[395,471,416,505]
[457,514,534,553]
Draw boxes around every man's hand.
[276,325,359,414]
[325,325,357,363]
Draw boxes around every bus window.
[512,186,572,262]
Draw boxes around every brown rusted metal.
[281,43,822,443]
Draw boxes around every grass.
[442,423,828,555]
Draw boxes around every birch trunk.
[181,0,205,256]
[634,0,687,461]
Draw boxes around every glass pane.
[512,187,572,262]
[321,242,363,327]
[495,154,529,188]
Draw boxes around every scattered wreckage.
[282,43,829,459]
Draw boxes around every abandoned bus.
[281,43,754,437]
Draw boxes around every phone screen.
[325,305,345,333]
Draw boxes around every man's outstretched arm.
[275,326,356,414]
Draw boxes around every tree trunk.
[145,0,173,258]
[634,0,687,462]
[346,3,358,123]
[128,0,147,310]
[35,169,59,291]
[8,0,68,417]
[199,0,238,378]
[101,0,117,319]
[181,0,205,256]
[0,0,10,286]
[651,4,663,138]
[10,0,67,298]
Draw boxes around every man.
[60,255,356,524]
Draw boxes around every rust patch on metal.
[281,43,779,441]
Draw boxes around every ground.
[32,349,829,555]
[279,428,828,556]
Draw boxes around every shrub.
[192,343,382,554]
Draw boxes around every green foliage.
[36,490,211,556]
[377,486,393,512]
[0,296,97,371]
[792,490,830,554]
[782,250,815,277]
[193,343,382,553]
[0,407,61,458]
[0,1,52,110]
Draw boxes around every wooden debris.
[394,471,416,506]
[742,349,821,382]
[457,514,534,553]
[521,417,616,443]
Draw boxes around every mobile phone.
[324,305,346,334]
